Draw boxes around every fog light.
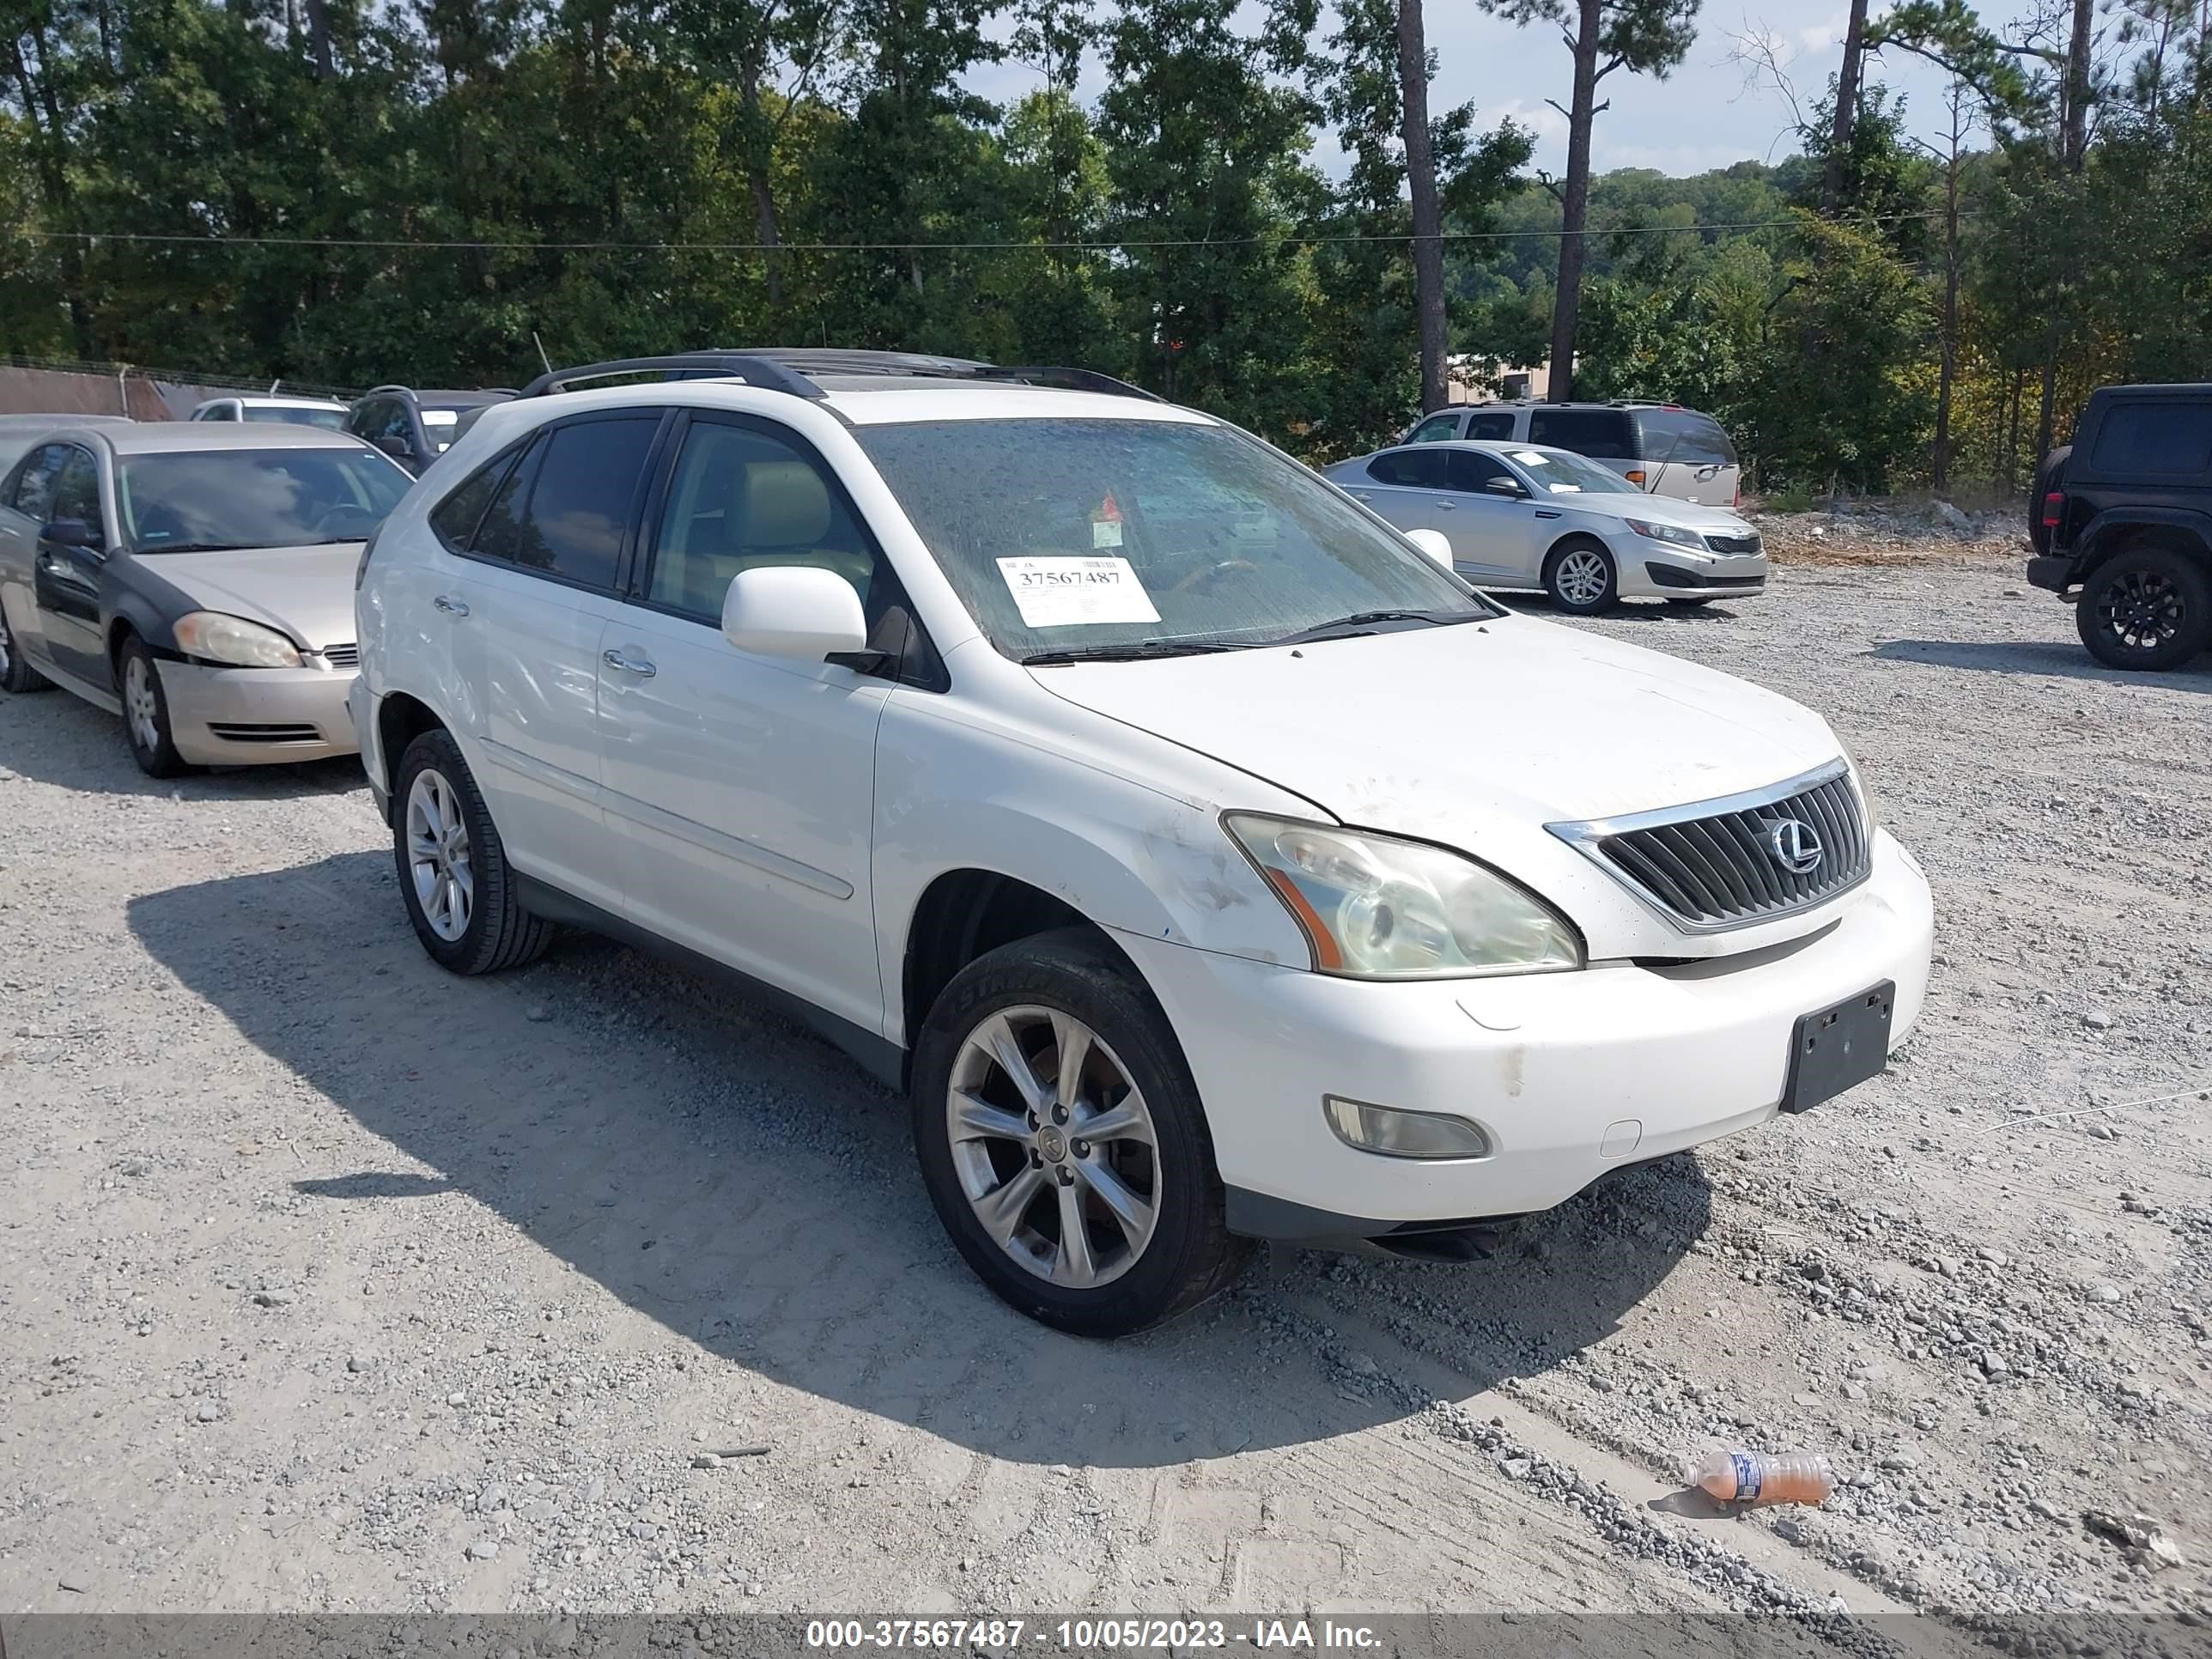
[1323,1097,1491,1160]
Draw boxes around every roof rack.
[519,349,1162,404]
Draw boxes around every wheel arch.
[2075,510,2212,576]
[374,691,447,814]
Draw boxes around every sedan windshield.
[118,448,412,552]
[1508,448,1638,495]
[855,418,1492,660]
[246,406,347,430]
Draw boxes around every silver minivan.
[1402,402,1742,507]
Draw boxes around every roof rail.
[972,365,1164,403]
[519,353,826,400]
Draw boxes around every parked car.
[189,394,349,430]
[2026,381,2212,671]
[1322,440,1768,613]
[345,386,515,475]
[351,349,1932,1337]
[1400,402,1742,507]
[0,422,411,774]
[0,412,131,483]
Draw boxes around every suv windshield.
[118,447,412,552]
[1509,448,1638,495]
[855,418,1492,659]
[246,406,348,430]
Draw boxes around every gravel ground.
[1,550,2207,1628]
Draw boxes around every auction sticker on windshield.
[998,556,1162,628]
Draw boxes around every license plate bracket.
[1781,981,1896,1114]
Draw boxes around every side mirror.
[40,518,100,550]
[722,565,868,662]
[1483,477,1528,498]
[1404,527,1454,569]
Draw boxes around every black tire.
[2075,546,2212,672]
[911,927,1252,1337]
[392,728,555,975]
[0,603,52,694]
[1543,538,1619,615]
[118,635,191,777]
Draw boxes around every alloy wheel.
[1556,548,1610,607]
[945,1005,1161,1289]
[2096,568,2185,651]
[404,767,476,942]
[124,655,162,753]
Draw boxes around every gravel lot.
[1,550,2207,1626]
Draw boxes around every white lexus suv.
[350,350,1934,1337]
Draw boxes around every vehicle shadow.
[1503,595,1746,623]
[1867,637,2212,689]
[0,680,366,798]
[127,850,1709,1469]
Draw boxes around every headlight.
[1623,518,1708,550]
[1225,814,1583,980]
[173,611,302,668]
[1842,748,1881,830]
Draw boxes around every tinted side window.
[429,447,521,553]
[1464,411,1517,441]
[472,436,546,565]
[647,419,878,623]
[11,443,70,520]
[1527,409,1635,459]
[51,447,100,531]
[1368,448,1449,488]
[344,401,376,438]
[513,416,659,589]
[1444,450,1515,493]
[1407,414,1460,443]
[2092,402,2212,475]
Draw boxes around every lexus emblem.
[1766,818,1824,875]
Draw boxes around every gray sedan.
[1322,439,1769,615]
[0,422,411,775]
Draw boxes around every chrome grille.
[319,643,360,668]
[1704,532,1762,555]
[1548,762,1871,933]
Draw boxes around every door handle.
[602,648,657,678]
[1352,491,1373,501]
[432,594,470,617]
[1435,501,1455,511]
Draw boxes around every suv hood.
[145,543,362,651]
[1032,614,1840,835]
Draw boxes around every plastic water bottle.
[1686,1449,1836,1507]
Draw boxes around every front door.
[27,444,109,685]
[597,412,893,1035]
[1433,449,1543,586]
[447,410,666,914]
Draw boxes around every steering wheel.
[1169,558,1260,595]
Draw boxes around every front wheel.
[911,929,1251,1337]
[2076,546,2212,671]
[118,636,190,777]
[392,729,554,974]
[1544,540,1618,615]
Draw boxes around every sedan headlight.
[1623,518,1708,551]
[1225,814,1583,980]
[173,611,302,669]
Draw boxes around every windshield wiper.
[1271,608,1474,644]
[1021,639,1255,665]
[131,541,249,555]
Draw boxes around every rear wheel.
[392,729,554,974]
[118,636,190,777]
[911,929,1250,1336]
[2075,546,2212,671]
[0,604,52,694]
[1543,539,1618,615]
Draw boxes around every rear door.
[446,409,668,912]
[1342,447,1449,534]
[1526,408,1638,485]
[1462,409,1519,443]
[1638,410,1741,506]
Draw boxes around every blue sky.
[969,2,2037,180]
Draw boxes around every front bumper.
[156,659,359,766]
[1618,545,1770,599]
[1116,830,1932,1238]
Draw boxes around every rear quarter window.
[1526,409,1635,459]
[2090,402,2212,475]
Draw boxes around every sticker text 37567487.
[996,556,1162,629]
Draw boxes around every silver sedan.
[0,422,411,775]
[1322,439,1769,615]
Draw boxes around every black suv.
[344,386,514,476]
[2027,382,2212,671]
